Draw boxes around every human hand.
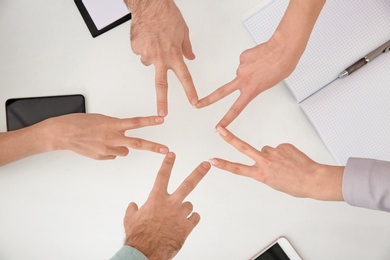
[209,127,344,201]
[43,113,169,160]
[196,36,299,127]
[127,0,198,117]
[123,153,210,260]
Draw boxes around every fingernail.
[155,117,164,124]
[201,161,211,169]
[158,110,166,117]
[208,158,219,166]
[167,152,175,158]
[159,147,169,154]
[191,98,198,105]
[216,126,228,137]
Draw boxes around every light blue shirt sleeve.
[110,245,149,260]
[342,157,390,212]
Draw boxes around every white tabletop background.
[0,0,389,259]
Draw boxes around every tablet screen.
[6,95,85,131]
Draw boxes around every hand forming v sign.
[127,0,198,117]
[123,153,211,260]
[195,0,326,128]
[196,40,295,128]
[47,113,169,160]
[210,127,344,201]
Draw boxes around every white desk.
[1,1,389,259]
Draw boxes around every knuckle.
[171,46,183,57]
[253,165,267,182]
[130,139,143,149]
[239,50,249,63]
[120,147,130,156]
[217,87,228,97]
[140,57,151,66]
[102,146,113,156]
[277,143,293,150]
[238,142,249,152]
[157,100,167,108]
[130,117,142,127]
[261,146,272,153]
[236,71,250,86]
[182,180,196,193]
[183,201,193,211]
[156,79,168,89]
[230,165,242,175]
[232,165,241,174]
[92,154,103,160]
[231,105,242,115]
[180,71,193,83]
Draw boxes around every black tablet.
[6,94,86,131]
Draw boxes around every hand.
[210,126,344,201]
[43,113,169,160]
[123,153,210,260]
[196,38,298,127]
[127,0,198,117]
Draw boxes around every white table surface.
[0,1,389,259]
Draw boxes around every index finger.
[216,94,251,128]
[152,152,176,195]
[117,116,164,131]
[172,161,210,201]
[195,79,239,109]
[216,126,260,160]
[172,60,199,105]
[155,65,169,117]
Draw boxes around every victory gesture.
[122,153,211,260]
[127,0,198,117]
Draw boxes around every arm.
[0,113,168,166]
[196,0,326,127]
[211,127,390,213]
[343,158,390,212]
[126,0,198,117]
[111,153,210,260]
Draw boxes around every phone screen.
[254,243,290,260]
[6,95,85,131]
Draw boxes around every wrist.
[310,164,344,201]
[267,31,301,77]
[35,117,62,152]
[269,0,326,74]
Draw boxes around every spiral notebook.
[242,0,390,165]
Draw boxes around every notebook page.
[300,54,390,165]
[83,0,129,30]
[242,0,390,103]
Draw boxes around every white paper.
[242,0,390,103]
[83,0,129,30]
[301,54,390,164]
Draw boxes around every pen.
[338,39,390,78]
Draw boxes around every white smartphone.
[250,236,302,260]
